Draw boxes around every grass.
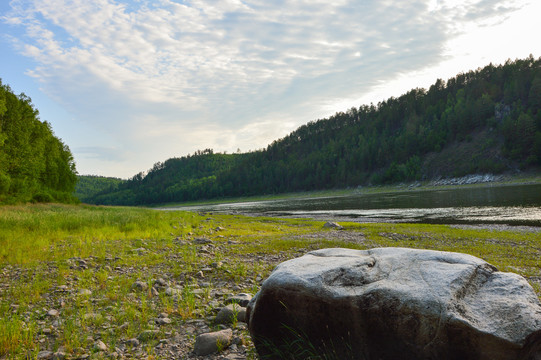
[0,203,540,358]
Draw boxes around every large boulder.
[246,247,541,360]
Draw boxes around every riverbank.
[1,204,540,359]
[154,171,541,209]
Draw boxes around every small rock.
[131,281,148,292]
[165,287,182,296]
[225,293,252,307]
[156,317,172,325]
[125,338,140,347]
[215,304,246,324]
[154,278,168,287]
[47,309,59,317]
[193,329,233,356]
[323,221,343,229]
[94,340,107,352]
[37,351,54,360]
[78,289,92,296]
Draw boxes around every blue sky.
[1,0,541,178]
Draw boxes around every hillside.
[74,175,124,203]
[0,80,78,204]
[86,150,251,205]
[83,56,541,206]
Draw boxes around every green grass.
[0,204,539,358]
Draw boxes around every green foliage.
[0,80,78,204]
[88,151,250,205]
[87,57,541,205]
[74,175,124,203]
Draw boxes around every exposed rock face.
[246,247,541,360]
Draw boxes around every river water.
[162,183,541,227]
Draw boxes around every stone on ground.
[215,303,246,324]
[246,247,541,360]
[323,221,343,229]
[225,293,253,307]
[193,328,233,356]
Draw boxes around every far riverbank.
[155,172,541,209]
[158,173,541,228]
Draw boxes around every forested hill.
[85,56,541,206]
[0,80,78,204]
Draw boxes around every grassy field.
[0,204,540,359]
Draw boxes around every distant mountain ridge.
[81,56,541,206]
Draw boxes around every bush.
[31,192,54,203]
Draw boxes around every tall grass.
[0,204,195,265]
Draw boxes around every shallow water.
[162,183,541,227]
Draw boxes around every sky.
[1,0,540,179]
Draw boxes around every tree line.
[84,56,541,205]
[0,80,78,204]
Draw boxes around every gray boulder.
[247,247,541,360]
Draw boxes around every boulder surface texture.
[246,247,541,360]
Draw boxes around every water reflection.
[162,183,541,226]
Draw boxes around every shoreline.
[153,172,541,209]
[156,173,541,231]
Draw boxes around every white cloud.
[2,0,538,177]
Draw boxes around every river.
[161,183,541,227]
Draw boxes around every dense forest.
[75,175,124,203]
[85,56,541,206]
[0,80,78,204]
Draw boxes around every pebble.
[37,351,54,360]
[323,221,343,229]
[214,304,246,325]
[125,338,140,347]
[193,329,233,356]
[47,309,60,317]
[156,317,172,325]
[165,287,182,296]
[154,278,168,287]
[131,281,148,292]
[225,293,252,307]
[94,340,107,352]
